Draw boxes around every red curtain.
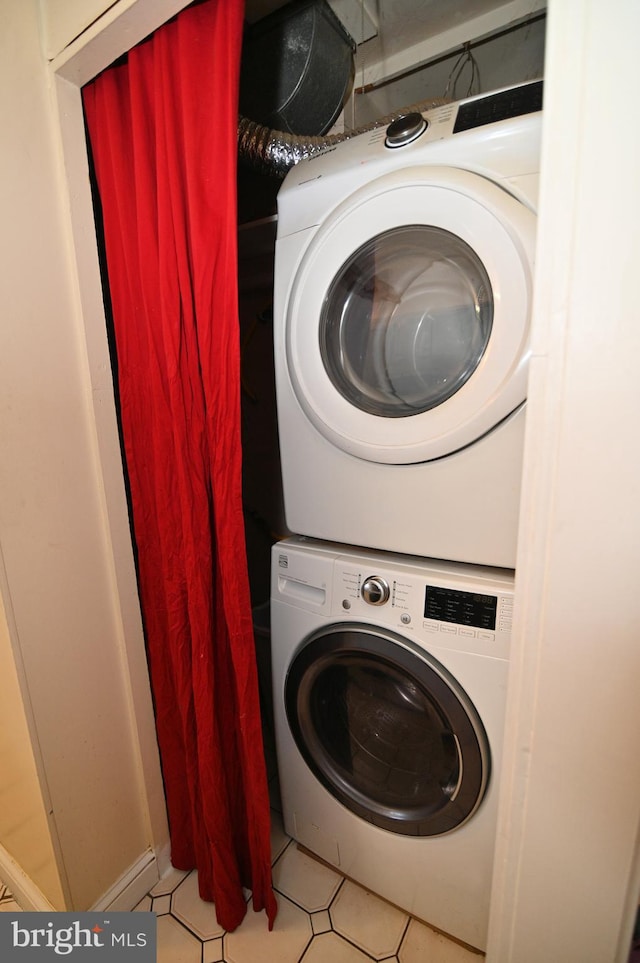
[82,0,276,932]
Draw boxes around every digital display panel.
[425,585,497,630]
[453,80,543,134]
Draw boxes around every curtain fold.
[83,0,277,932]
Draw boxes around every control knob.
[384,112,427,148]
[361,576,390,606]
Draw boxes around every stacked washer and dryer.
[269,81,542,950]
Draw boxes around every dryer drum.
[319,224,495,418]
[285,624,491,836]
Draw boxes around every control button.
[400,613,411,625]
[424,621,440,633]
[361,576,390,606]
[342,599,351,610]
[385,112,428,148]
[478,630,495,641]
[459,627,476,638]
[440,625,458,635]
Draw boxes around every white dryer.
[273,82,542,567]
[271,536,514,950]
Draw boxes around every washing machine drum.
[285,625,490,836]
[284,166,536,463]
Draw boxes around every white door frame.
[46,0,195,884]
[487,2,640,961]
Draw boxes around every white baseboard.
[154,840,172,881]
[91,850,159,912]
[0,842,56,911]
[0,845,161,914]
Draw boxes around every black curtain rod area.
[353,10,546,96]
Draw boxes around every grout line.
[328,875,345,909]
[296,929,314,963]
[397,913,412,955]
[165,910,207,947]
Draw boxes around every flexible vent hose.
[238,97,447,179]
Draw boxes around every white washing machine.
[273,82,542,567]
[271,536,514,950]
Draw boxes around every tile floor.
[0,807,482,963]
[0,725,484,962]
[0,809,483,963]
[131,806,484,963]
[0,882,20,914]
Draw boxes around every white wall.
[0,587,63,908]
[488,1,640,960]
[0,0,168,910]
[39,0,117,59]
[350,2,546,125]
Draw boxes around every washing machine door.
[285,166,536,463]
[285,624,490,836]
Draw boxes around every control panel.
[381,80,542,150]
[334,557,513,657]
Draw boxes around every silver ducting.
[238,97,447,179]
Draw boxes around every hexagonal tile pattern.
[151,894,171,915]
[132,896,152,912]
[310,909,331,935]
[272,842,342,912]
[156,914,202,963]
[399,919,484,963]
[224,893,312,963]
[150,867,190,897]
[2,811,485,963]
[172,871,225,941]
[203,937,225,963]
[330,880,408,959]
[301,930,375,962]
[0,884,21,914]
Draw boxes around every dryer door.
[285,166,536,463]
[285,624,490,836]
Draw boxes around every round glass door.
[320,226,493,417]
[285,625,490,836]
[285,166,536,463]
